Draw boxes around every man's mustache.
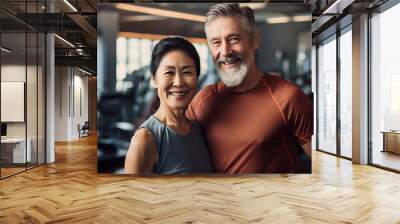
[217,54,242,65]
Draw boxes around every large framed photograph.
[97,3,313,174]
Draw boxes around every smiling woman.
[151,50,197,111]
[124,37,214,174]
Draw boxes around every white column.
[352,14,369,164]
[97,10,118,95]
[46,33,55,163]
[312,45,317,151]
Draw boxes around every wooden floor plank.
[0,135,400,223]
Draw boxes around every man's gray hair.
[204,3,257,36]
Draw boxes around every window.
[317,36,337,154]
[339,28,352,158]
[0,2,46,179]
[370,2,400,171]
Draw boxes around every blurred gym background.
[97,3,311,173]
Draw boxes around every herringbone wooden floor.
[1,135,400,223]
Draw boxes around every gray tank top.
[138,115,214,174]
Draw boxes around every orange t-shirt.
[187,74,313,173]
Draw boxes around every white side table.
[1,138,32,163]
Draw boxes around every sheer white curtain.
[318,37,337,154]
[339,29,352,158]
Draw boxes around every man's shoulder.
[188,82,223,122]
[192,82,222,105]
[263,74,301,97]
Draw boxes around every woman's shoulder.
[138,115,165,133]
[133,128,154,142]
[125,127,158,174]
[130,127,158,153]
[128,128,157,159]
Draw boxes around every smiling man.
[187,3,313,173]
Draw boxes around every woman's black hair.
[150,36,201,77]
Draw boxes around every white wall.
[55,67,89,141]
[1,63,46,164]
[1,65,30,137]
[1,64,26,81]
[1,82,25,122]
[55,67,69,141]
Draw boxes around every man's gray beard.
[216,62,248,87]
